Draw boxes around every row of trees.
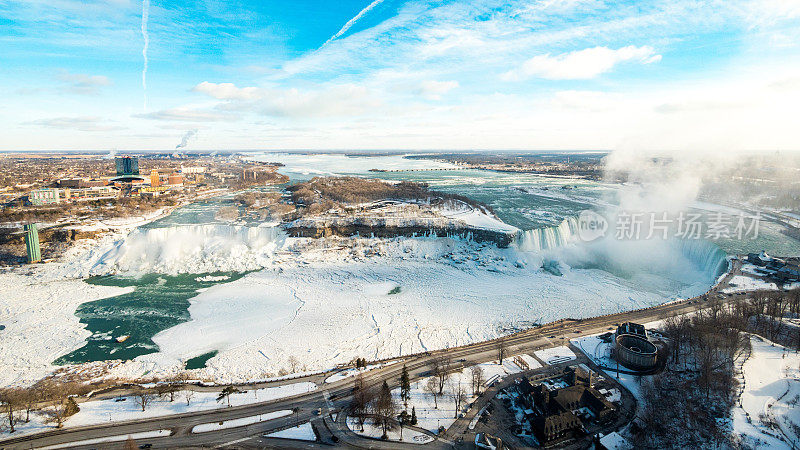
[746,289,800,349]
[0,372,204,433]
[0,381,82,432]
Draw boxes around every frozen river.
[2,152,799,385]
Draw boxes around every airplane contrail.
[322,0,386,46]
[141,0,150,112]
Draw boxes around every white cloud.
[502,45,661,81]
[134,107,239,122]
[26,116,125,131]
[191,82,264,101]
[259,84,382,118]
[57,70,112,95]
[416,80,459,100]
[654,99,750,114]
[747,0,800,25]
[551,90,614,111]
[192,82,384,119]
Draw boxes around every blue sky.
[2,0,800,151]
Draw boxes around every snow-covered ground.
[39,430,170,450]
[436,205,519,234]
[1,229,720,385]
[722,275,779,293]
[0,271,134,386]
[287,199,519,236]
[325,364,387,383]
[599,431,632,450]
[533,346,576,365]
[740,263,771,277]
[192,409,291,433]
[265,422,317,441]
[1,382,316,437]
[138,246,689,382]
[731,336,800,447]
[347,417,433,444]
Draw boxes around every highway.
[1,260,746,449]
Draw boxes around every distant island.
[281,176,519,246]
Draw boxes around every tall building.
[24,223,41,263]
[112,156,144,183]
[150,169,161,187]
[115,156,139,176]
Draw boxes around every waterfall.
[89,224,285,274]
[512,216,728,281]
[676,238,729,277]
[515,217,579,252]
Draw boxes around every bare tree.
[431,356,450,394]
[695,333,718,399]
[787,289,800,317]
[41,382,79,428]
[397,410,409,441]
[174,371,191,385]
[0,389,20,433]
[497,337,508,364]
[470,366,485,396]
[350,373,373,431]
[288,356,301,373]
[156,383,178,402]
[423,377,440,409]
[134,391,155,412]
[19,387,39,423]
[448,376,468,419]
[183,389,195,407]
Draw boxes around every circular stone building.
[613,322,658,371]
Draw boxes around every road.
[1,260,748,449]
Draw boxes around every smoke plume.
[175,129,198,149]
[141,0,150,112]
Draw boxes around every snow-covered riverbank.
[0,272,134,386]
